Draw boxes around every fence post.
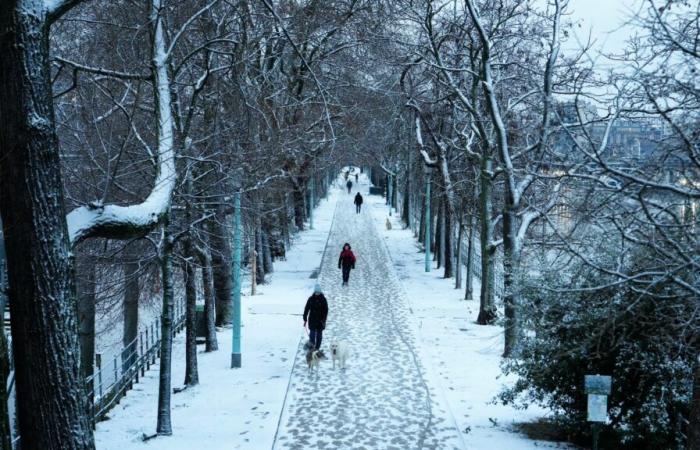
[113,357,118,390]
[95,353,103,400]
[140,332,145,376]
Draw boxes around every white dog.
[330,341,349,370]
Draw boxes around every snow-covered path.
[273,180,464,450]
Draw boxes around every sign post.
[585,374,612,450]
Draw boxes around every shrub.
[500,264,695,449]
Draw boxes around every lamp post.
[425,170,432,272]
[231,190,242,368]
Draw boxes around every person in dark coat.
[303,284,328,351]
[346,180,353,193]
[354,192,363,214]
[355,173,359,182]
[338,243,356,286]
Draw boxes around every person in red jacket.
[338,243,356,286]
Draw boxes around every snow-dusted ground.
[95,185,338,450]
[273,176,463,449]
[95,170,569,450]
[368,183,571,449]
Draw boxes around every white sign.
[587,394,608,422]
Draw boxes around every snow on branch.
[66,0,176,244]
[45,0,85,23]
[411,112,437,167]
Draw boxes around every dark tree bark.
[183,247,198,386]
[435,200,443,266]
[122,259,140,373]
[208,214,232,326]
[443,196,454,279]
[292,178,307,231]
[477,157,497,325]
[0,323,10,450]
[198,248,218,352]
[502,187,522,357]
[465,213,476,300]
[402,172,410,227]
[261,228,273,274]
[0,3,95,449]
[689,353,700,450]
[156,228,174,435]
[76,257,96,381]
[255,222,265,284]
[455,221,463,288]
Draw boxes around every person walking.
[338,243,356,286]
[355,173,359,183]
[354,192,363,214]
[346,179,353,193]
[303,284,328,351]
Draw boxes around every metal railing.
[6,298,187,448]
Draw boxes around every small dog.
[306,348,321,373]
[330,341,349,370]
[385,217,392,230]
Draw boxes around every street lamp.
[231,189,242,368]
[424,168,432,273]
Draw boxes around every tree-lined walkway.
[273,180,463,449]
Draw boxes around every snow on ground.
[273,174,462,449]
[95,184,339,450]
[368,183,572,449]
[95,169,569,450]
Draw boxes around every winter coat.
[338,246,356,270]
[346,180,353,188]
[303,293,328,330]
[354,193,363,205]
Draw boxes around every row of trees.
[0,0,385,449]
[1,0,698,448]
[356,0,699,448]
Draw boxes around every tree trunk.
[200,249,218,352]
[156,228,174,435]
[477,157,497,325]
[465,213,476,300]
[402,171,410,226]
[0,4,95,448]
[418,195,426,243]
[0,321,11,450]
[261,228,273,274]
[292,179,306,231]
[687,352,700,450]
[122,259,140,374]
[455,221,463,288]
[436,200,443,267]
[208,214,232,326]
[77,258,96,382]
[502,190,522,358]
[255,222,265,284]
[183,249,198,386]
[443,197,454,279]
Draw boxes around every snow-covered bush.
[500,260,695,449]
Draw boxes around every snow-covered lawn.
[368,189,571,449]
[95,187,339,450]
[95,171,569,450]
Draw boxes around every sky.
[566,0,640,57]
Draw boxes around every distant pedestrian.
[338,243,356,286]
[346,180,353,193]
[355,173,358,183]
[303,284,328,351]
[354,192,363,213]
